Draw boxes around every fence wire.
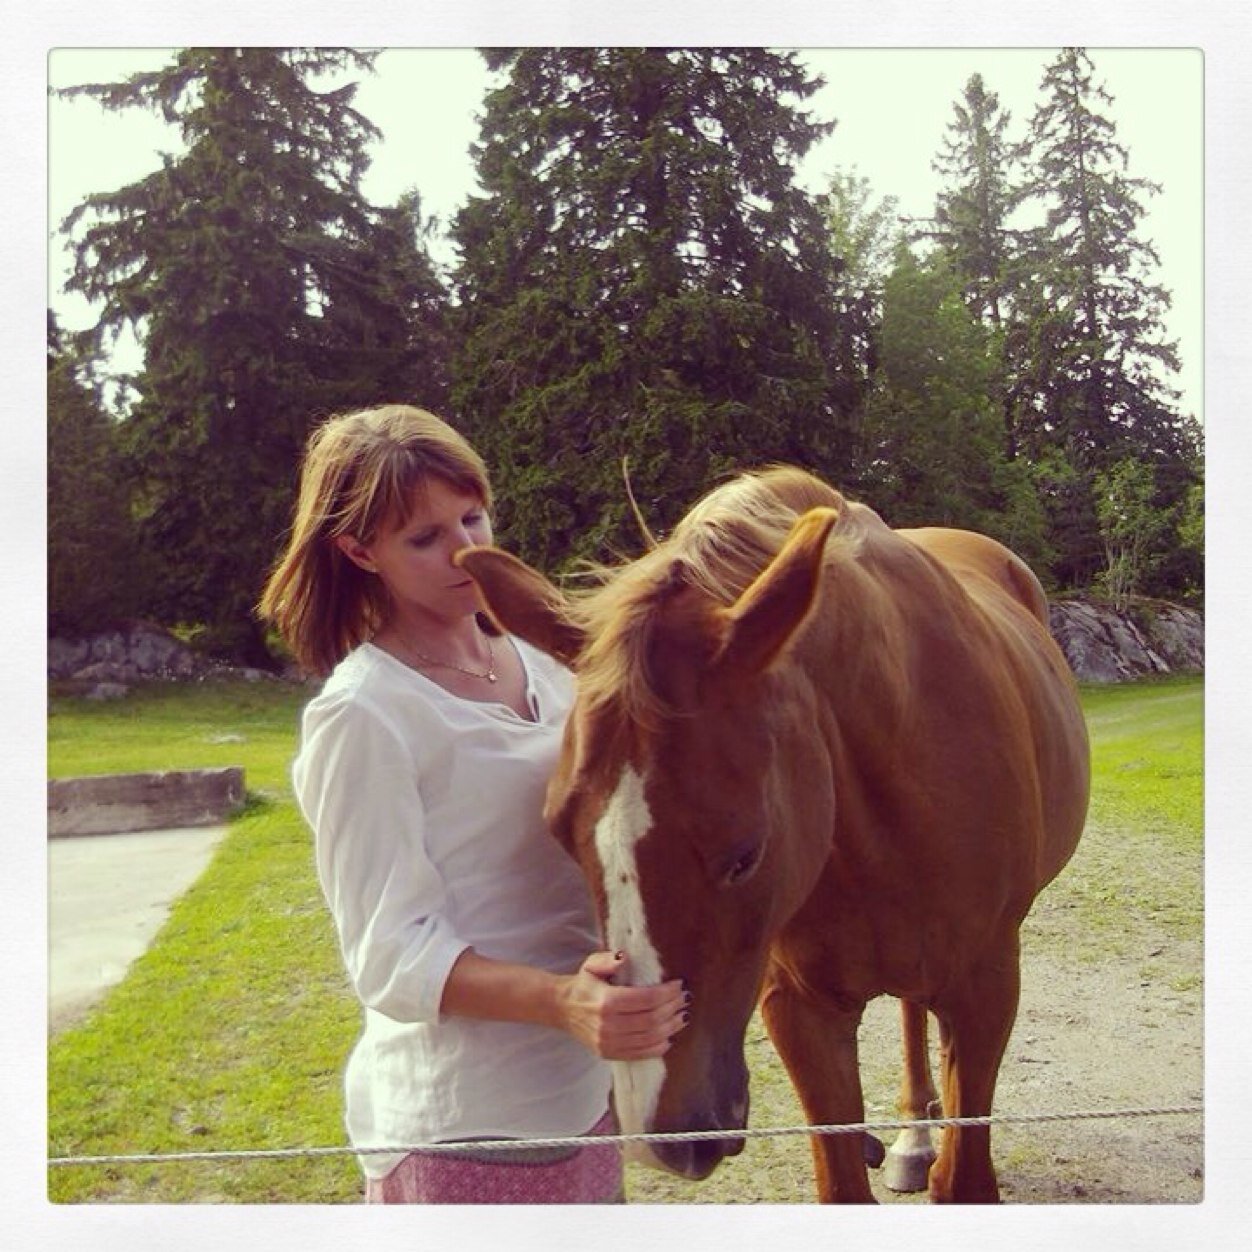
[48,1102,1202,1169]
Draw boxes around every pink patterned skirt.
[364,1110,623,1204]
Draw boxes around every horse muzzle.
[649,1113,748,1180]
[612,1019,752,1179]
[630,1070,750,1180]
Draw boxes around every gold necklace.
[403,631,498,683]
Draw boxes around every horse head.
[458,503,841,1179]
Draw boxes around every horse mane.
[569,467,858,731]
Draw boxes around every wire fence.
[48,1102,1202,1169]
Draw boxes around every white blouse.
[292,638,610,1179]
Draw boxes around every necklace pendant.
[487,672,498,683]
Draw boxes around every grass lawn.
[46,674,1203,1204]
[48,680,362,1203]
[1037,676,1204,960]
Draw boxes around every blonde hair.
[570,466,853,730]
[258,405,492,676]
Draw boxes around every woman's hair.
[258,405,492,676]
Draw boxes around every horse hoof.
[883,1128,936,1193]
[862,1132,886,1169]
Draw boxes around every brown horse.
[458,467,1089,1203]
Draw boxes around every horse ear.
[714,507,839,676]
[455,547,586,667]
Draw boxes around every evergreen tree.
[450,48,847,569]
[58,48,447,661]
[1013,48,1201,587]
[312,189,453,414]
[930,74,1027,462]
[859,247,1049,566]
[47,313,143,634]
[1016,49,1184,463]
[823,169,898,452]
[932,74,1020,332]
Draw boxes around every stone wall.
[48,767,246,837]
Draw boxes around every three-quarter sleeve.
[292,690,470,1024]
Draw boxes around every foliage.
[1007,51,1200,592]
[930,73,1021,334]
[57,49,450,662]
[822,168,899,438]
[859,248,1050,566]
[47,314,145,634]
[1015,50,1182,461]
[49,47,1203,637]
[1175,477,1204,576]
[1092,458,1171,610]
[925,51,1201,597]
[450,48,849,570]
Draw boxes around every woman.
[259,405,688,1203]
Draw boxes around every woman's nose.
[448,528,477,560]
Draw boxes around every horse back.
[896,526,1050,627]
[793,518,1089,967]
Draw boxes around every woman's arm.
[440,948,689,1061]
[295,693,472,1023]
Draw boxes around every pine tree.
[822,169,898,451]
[932,74,1020,332]
[312,190,453,414]
[1014,48,1200,587]
[449,48,847,569]
[47,313,143,634]
[929,74,1028,463]
[859,247,1048,565]
[57,48,448,660]
[1016,48,1183,464]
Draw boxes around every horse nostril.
[655,1134,743,1181]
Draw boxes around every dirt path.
[626,816,1203,1205]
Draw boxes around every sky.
[47,46,1203,421]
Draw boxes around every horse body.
[459,467,1089,1203]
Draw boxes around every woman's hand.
[554,951,690,1060]
[438,948,689,1059]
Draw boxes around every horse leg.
[760,971,875,1203]
[928,931,1022,1204]
[883,998,940,1192]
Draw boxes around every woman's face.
[337,476,493,627]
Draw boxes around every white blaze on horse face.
[593,766,666,1156]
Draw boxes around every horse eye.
[723,845,762,887]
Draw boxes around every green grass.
[48,679,362,1203]
[1079,676,1203,842]
[1023,675,1204,963]
[46,674,1203,1203]
[48,679,310,797]
[48,802,361,1202]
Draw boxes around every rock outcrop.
[49,600,1203,695]
[48,621,276,697]
[1048,598,1203,683]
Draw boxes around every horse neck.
[796,540,915,750]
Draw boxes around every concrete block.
[48,768,246,838]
